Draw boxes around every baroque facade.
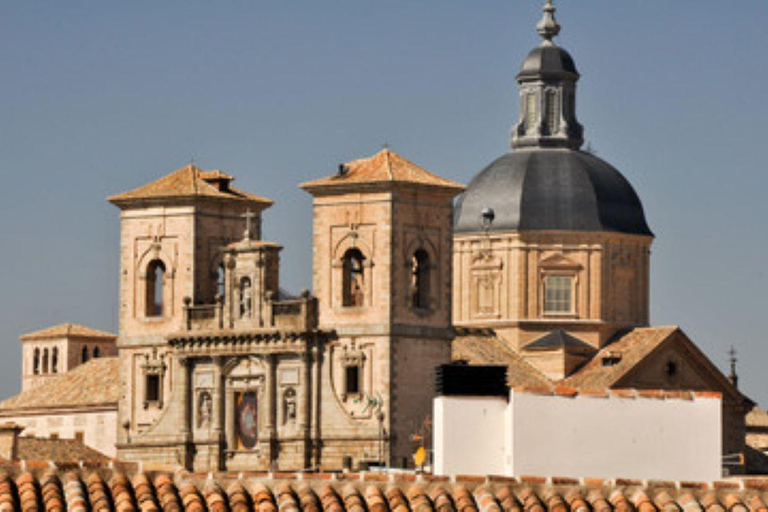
[1,0,756,473]
[108,153,462,471]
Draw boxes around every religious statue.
[197,391,212,429]
[283,388,297,424]
[239,278,253,319]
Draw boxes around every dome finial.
[537,0,561,43]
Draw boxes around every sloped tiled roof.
[301,149,465,192]
[561,327,679,389]
[108,165,273,206]
[15,437,110,463]
[0,358,119,412]
[0,469,764,512]
[523,330,596,353]
[19,323,116,341]
[747,407,768,452]
[452,330,551,388]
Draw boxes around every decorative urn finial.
[536,0,561,43]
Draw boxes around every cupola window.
[81,346,89,363]
[33,348,40,375]
[545,89,560,134]
[52,348,58,373]
[342,249,366,307]
[146,260,166,317]
[42,349,49,374]
[543,275,574,315]
[525,93,538,133]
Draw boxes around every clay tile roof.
[14,437,110,464]
[0,470,762,512]
[523,330,596,353]
[300,149,465,193]
[0,358,119,412]
[452,330,551,388]
[19,323,116,341]
[561,326,679,389]
[108,165,273,207]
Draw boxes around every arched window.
[52,348,59,374]
[81,346,89,363]
[239,277,253,319]
[410,249,431,309]
[216,264,226,300]
[42,349,49,374]
[33,348,40,375]
[342,249,365,307]
[93,346,100,359]
[146,260,166,317]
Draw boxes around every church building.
[450,0,750,460]
[0,0,756,473]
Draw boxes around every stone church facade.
[1,0,755,473]
[107,153,463,471]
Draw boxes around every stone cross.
[242,210,257,240]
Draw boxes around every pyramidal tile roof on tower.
[19,323,116,341]
[301,149,465,191]
[108,165,274,205]
[0,358,119,411]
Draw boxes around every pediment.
[614,330,743,403]
[539,252,582,270]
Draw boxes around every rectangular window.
[544,275,574,314]
[145,374,161,403]
[75,431,85,443]
[526,93,538,133]
[345,366,360,395]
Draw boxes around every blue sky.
[1,1,767,404]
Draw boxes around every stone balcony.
[182,291,318,334]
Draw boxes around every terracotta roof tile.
[108,165,273,207]
[0,470,762,512]
[20,323,116,341]
[301,149,465,192]
[561,327,679,389]
[0,358,118,411]
[13,437,110,463]
[452,331,551,388]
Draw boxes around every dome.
[454,149,653,236]
[518,44,578,81]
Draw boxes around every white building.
[434,385,722,482]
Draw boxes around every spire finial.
[728,345,739,389]
[537,0,561,43]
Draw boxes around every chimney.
[0,423,24,460]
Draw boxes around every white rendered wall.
[509,392,721,481]
[433,391,721,481]
[433,396,507,476]
[2,409,117,457]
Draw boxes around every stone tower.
[108,165,273,463]
[453,1,654,377]
[19,323,117,392]
[301,149,464,466]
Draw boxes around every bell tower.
[301,149,464,467]
[108,164,273,461]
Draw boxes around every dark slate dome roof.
[518,44,578,80]
[454,149,653,236]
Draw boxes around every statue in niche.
[239,277,253,319]
[197,390,212,429]
[283,388,297,425]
